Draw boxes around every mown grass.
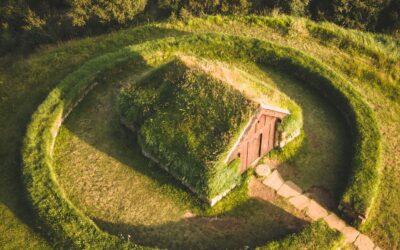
[20,31,381,248]
[1,14,398,249]
[54,63,309,249]
[53,52,349,248]
[0,26,187,248]
[261,67,352,208]
[164,16,398,247]
[258,220,344,250]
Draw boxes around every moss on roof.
[119,56,258,200]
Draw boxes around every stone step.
[288,194,310,210]
[323,213,346,231]
[354,233,375,250]
[255,164,271,177]
[262,170,284,190]
[340,226,360,244]
[306,200,329,220]
[277,180,303,198]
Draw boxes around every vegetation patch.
[21,50,144,248]
[119,57,255,201]
[20,17,382,248]
[258,221,344,250]
[118,56,301,202]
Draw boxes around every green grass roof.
[119,56,258,200]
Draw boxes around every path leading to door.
[254,164,381,250]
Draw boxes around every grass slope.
[258,220,343,250]
[53,52,350,248]
[262,67,352,207]
[18,29,382,248]
[54,63,309,249]
[0,25,186,248]
[0,15,398,248]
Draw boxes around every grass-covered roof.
[119,56,258,200]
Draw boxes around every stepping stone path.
[288,194,310,210]
[258,166,380,250]
[262,170,284,190]
[277,180,303,198]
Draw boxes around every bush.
[1,0,399,55]
[279,0,310,17]
[309,0,389,31]
[157,0,252,16]
[377,0,400,32]
[68,0,148,26]
[0,0,148,54]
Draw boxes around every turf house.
[118,56,299,205]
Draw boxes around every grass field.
[53,63,310,249]
[164,16,399,247]
[0,26,186,249]
[0,15,398,248]
[49,48,350,248]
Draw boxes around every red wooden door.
[260,116,276,156]
[239,114,278,173]
[248,135,261,167]
[240,141,249,173]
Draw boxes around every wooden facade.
[226,106,288,173]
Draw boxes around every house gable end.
[225,105,289,172]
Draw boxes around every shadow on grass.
[92,198,308,250]
[54,51,355,248]
[53,48,352,249]
[56,53,310,249]
[0,26,190,246]
[259,65,353,210]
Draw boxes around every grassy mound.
[13,15,393,248]
[118,56,301,201]
[21,50,144,248]
[53,63,314,249]
[119,57,256,201]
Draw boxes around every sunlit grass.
[0,14,398,248]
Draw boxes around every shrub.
[68,0,148,26]
[0,0,148,54]
[377,0,400,32]
[1,0,398,55]
[309,0,389,31]
[157,0,252,16]
[279,0,310,17]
